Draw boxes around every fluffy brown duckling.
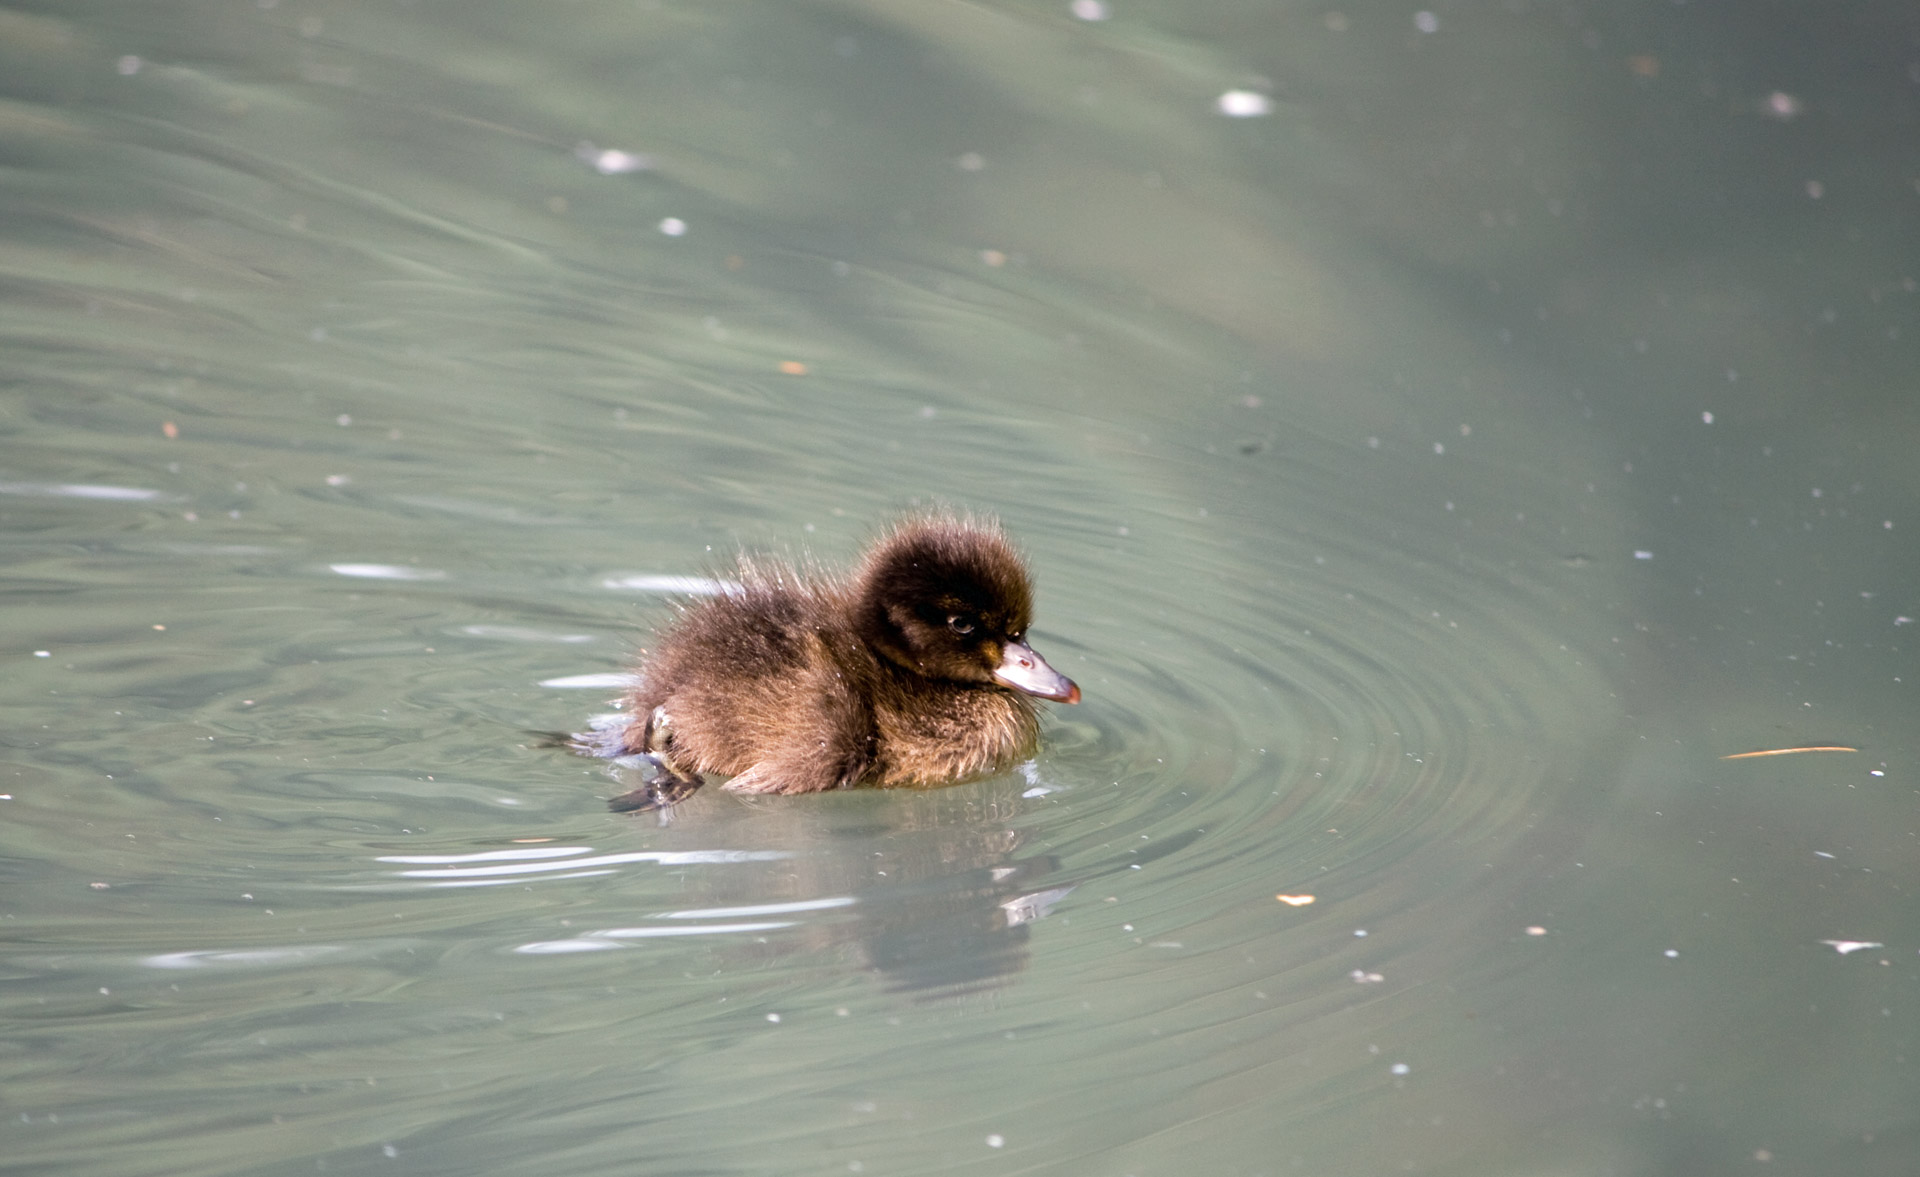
[596,512,1079,812]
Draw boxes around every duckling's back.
[623,574,880,794]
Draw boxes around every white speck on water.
[659,217,688,237]
[985,1135,1005,1149]
[1820,939,1883,955]
[539,673,641,690]
[330,564,447,581]
[1216,90,1272,117]
[576,142,652,175]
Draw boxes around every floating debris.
[1721,746,1857,760]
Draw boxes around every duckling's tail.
[527,727,702,814]
[525,723,630,758]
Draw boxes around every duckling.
[595,512,1079,812]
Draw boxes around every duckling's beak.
[993,640,1081,704]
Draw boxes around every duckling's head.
[852,513,1080,703]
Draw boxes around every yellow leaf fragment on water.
[1720,746,1857,760]
[1276,894,1315,906]
[1819,939,1883,955]
[778,360,808,375]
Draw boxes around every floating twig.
[1720,746,1857,760]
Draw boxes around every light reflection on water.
[380,846,796,884]
[2,1,1915,1175]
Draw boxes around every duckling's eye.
[946,615,975,635]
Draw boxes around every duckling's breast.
[871,689,1039,787]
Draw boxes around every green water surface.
[2,2,1915,1175]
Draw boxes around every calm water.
[4,2,1916,1175]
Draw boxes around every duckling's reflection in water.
[688,780,1076,996]
[570,511,1080,814]
[860,848,1074,995]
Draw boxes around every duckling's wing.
[718,671,877,795]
